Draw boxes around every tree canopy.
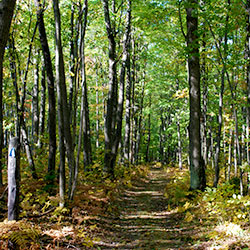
[1,0,250,248]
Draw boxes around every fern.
[0,221,41,249]
[9,231,29,248]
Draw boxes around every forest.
[1,0,250,249]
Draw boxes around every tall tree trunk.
[213,3,229,187]
[234,106,243,195]
[145,96,151,163]
[9,29,38,180]
[21,125,37,178]
[159,112,165,163]
[207,119,214,168]
[8,35,19,137]
[124,40,132,164]
[53,0,75,198]
[246,0,250,188]
[213,66,225,187]
[0,0,16,187]
[32,51,40,144]
[35,0,57,181]
[227,128,233,181]
[102,0,131,174]
[95,60,100,148]
[135,78,145,164]
[186,0,206,190]
[38,65,46,148]
[177,118,183,170]
[69,4,76,123]
[71,0,90,200]
[102,0,118,177]
[201,34,208,166]
[130,38,136,164]
[58,101,65,207]
[114,0,131,164]
[69,3,80,134]
[80,0,92,169]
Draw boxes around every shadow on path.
[92,166,202,250]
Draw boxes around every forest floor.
[90,165,208,249]
[1,164,250,249]
[89,165,250,250]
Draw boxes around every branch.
[115,0,124,13]
[20,21,38,115]
[0,185,8,200]
[178,0,187,40]
[26,206,56,218]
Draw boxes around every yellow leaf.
[90,224,97,230]
[177,206,186,213]
[185,211,194,222]
[184,201,192,210]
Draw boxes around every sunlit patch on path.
[92,165,201,249]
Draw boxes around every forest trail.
[92,165,202,250]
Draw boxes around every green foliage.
[203,183,250,224]
[164,165,250,249]
[164,167,192,206]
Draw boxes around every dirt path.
[93,166,199,249]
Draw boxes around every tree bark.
[69,4,76,123]
[201,34,208,166]
[53,0,75,198]
[8,137,20,221]
[102,0,118,177]
[21,125,37,178]
[124,38,132,164]
[9,35,38,180]
[145,96,151,163]
[159,112,165,163]
[71,0,91,200]
[177,118,183,170]
[130,39,136,164]
[186,0,206,190]
[227,128,233,181]
[38,65,46,148]
[246,0,250,184]
[135,76,145,164]
[32,51,40,143]
[0,0,16,187]
[35,0,57,180]
[95,60,100,148]
[114,0,131,164]
[80,0,92,170]
[213,2,229,187]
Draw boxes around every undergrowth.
[164,165,250,249]
[0,159,148,250]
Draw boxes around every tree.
[72,0,91,200]
[0,0,16,186]
[35,0,57,183]
[53,0,75,200]
[246,0,250,171]
[186,0,206,190]
[102,0,131,177]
